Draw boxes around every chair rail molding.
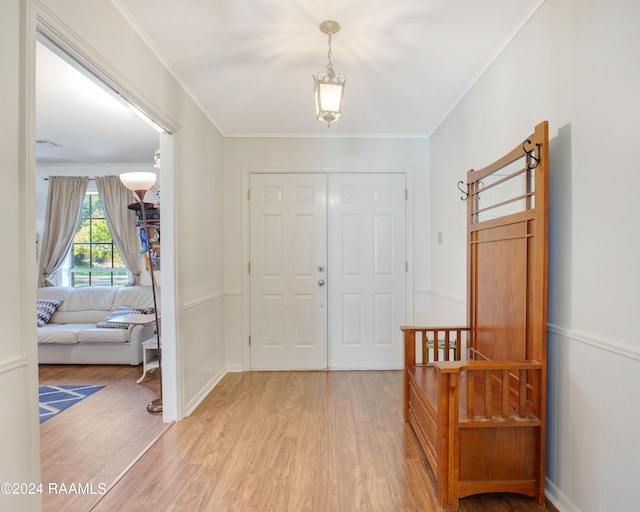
[0,356,28,375]
[548,323,640,362]
[183,292,225,311]
[423,288,465,304]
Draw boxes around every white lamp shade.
[119,172,157,192]
[317,82,343,113]
[314,74,345,126]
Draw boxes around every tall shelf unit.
[132,203,160,273]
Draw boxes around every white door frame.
[241,166,414,371]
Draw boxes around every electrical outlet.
[437,231,443,244]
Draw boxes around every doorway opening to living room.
[34,29,177,509]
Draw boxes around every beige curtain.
[38,176,89,287]
[95,175,143,286]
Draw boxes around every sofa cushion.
[54,309,110,324]
[38,323,130,344]
[96,305,155,329]
[37,287,74,307]
[113,286,156,310]
[38,286,117,324]
[37,323,95,344]
[67,286,119,311]
[77,327,130,343]
[37,299,63,327]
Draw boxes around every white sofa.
[37,286,157,365]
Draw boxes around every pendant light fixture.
[313,20,345,127]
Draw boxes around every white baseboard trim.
[548,323,640,362]
[545,477,581,512]
[183,366,227,417]
[226,363,243,372]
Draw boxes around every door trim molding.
[241,167,415,371]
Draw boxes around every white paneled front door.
[249,173,406,370]
[328,174,407,368]
[249,174,328,369]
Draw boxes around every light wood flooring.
[39,364,170,512]
[89,370,557,512]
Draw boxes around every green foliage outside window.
[71,194,126,287]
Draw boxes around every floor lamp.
[119,172,163,413]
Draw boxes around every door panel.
[328,174,406,368]
[250,174,328,369]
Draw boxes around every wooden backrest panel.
[467,121,549,364]
[474,223,528,361]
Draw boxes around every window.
[65,193,128,287]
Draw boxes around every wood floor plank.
[91,371,557,512]
[39,364,170,512]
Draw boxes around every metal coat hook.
[457,180,468,201]
[458,180,484,201]
[523,139,541,170]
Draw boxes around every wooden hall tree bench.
[402,121,549,510]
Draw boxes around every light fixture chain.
[326,33,333,73]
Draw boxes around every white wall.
[0,2,42,510]
[428,1,640,511]
[171,119,226,415]
[223,137,429,369]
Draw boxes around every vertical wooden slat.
[421,331,427,364]
[466,371,474,419]
[402,329,415,422]
[445,330,451,361]
[484,370,491,419]
[502,370,509,418]
[437,371,450,507]
[433,330,439,362]
[449,372,460,509]
[519,369,528,418]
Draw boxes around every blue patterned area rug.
[39,385,105,424]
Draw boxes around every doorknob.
[318,279,325,286]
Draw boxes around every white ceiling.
[35,41,161,164]
[36,0,542,163]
